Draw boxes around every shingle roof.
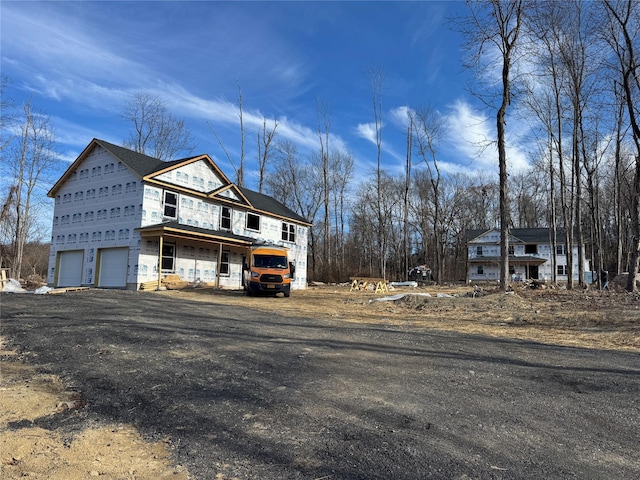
[95,139,187,176]
[239,187,309,225]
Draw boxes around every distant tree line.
[1,1,638,293]
[266,0,640,293]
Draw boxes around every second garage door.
[98,247,129,288]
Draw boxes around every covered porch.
[137,222,255,291]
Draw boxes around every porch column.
[216,242,223,288]
[157,235,163,290]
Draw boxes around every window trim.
[161,243,176,273]
[246,212,261,232]
[220,206,232,230]
[163,191,178,219]
[219,250,230,276]
[282,222,296,243]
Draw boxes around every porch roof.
[137,221,255,247]
[468,255,547,266]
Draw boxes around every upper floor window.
[220,206,232,230]
[556,244,566,256]
[282,222,296,243]
[508,245,514,255]
[476,246,483,256]
[525,244,537,254]
[163,191,178,219]
[246,213,260,231]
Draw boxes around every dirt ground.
[1,282,639,479]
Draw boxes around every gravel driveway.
[2,289,639,479]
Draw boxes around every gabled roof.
[48,138,311,225]
[467,228,569,243]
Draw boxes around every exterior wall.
[48,147,144,287]
[154,159,225,193]
[49,145,309,290]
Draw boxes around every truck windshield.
[253,255,288,269]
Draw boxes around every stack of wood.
[139,274,190,291]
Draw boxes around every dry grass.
[160,283,640,353]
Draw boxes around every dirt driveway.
[1,286,639,479]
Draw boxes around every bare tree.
[316,98,332,277]
[603,0,640,291]
[266,140,324,279]
[368,66,387,279]
[257,117,278,193]
[462,0,525,290]
[122,92,194,161]
[3,99,58,279]
[412,105,446,283]
[237,81,246,187]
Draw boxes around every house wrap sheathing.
[47,139,310,290]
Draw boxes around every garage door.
[98,248,129,288]
[57,250,84,287]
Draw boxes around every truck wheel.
[283,290,290,298]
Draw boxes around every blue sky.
[2,1,531,194]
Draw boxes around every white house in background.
[466,228,591,283]
[47,138,311,290]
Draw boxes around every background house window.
[476,246,483,256]
[508,245,514,255]
[282,222,296,242]
[509,265,515,275]
[246,213,260,231]
[163,191,178,219]
[221,206,231,229]
[525,244,538,254]
[556,244,566,255]
[477,266,484,275]
[557,264,567,275]
[161,243,175,272]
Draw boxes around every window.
[220,206,231,230]
[161,243,176,272]
[557,265,567,275]
[476,246,483,256]
[525,244,537,254]
[556,244,566,256]
[282,222,296,243]
[509,265,515,275]
[246,213,260,231]
[477,266,484,275]
[219,250,230,275]
[508,245,514,255]
[163,191,178,219]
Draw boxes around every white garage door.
[57,250,84,287]
[98,248,129,288]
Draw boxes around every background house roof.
[467,228,569,243]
